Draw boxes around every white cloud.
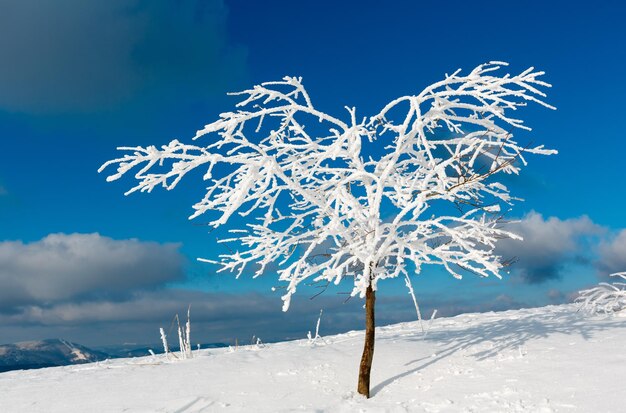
[0,233,185,311]
[596,229,626,277]
[496,212,604,283]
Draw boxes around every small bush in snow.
[577,272,626,315]
[307,310,325,345]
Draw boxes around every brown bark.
[357,284,376,398]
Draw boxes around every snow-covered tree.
[100,62,555,397]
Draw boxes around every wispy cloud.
[0,0,247,113]
[0,229,535,346]
[0,286,533,347]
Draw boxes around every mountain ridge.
[0,338,108,373]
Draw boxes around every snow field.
[1,304,625,412]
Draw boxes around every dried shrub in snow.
[577,272,626,315]
[100,62,554,397]
[307,309,325,345]
[160,307,193,360]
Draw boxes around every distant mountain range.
[0,339,229,373]
[0,339,108,373]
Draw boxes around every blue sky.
[1,0,625,347]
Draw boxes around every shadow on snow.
[371,307,626,396]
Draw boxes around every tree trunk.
[357,284,375,398]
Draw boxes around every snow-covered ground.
[1,304,625,412]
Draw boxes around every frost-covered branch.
[577,273,626,315]
[101,62,555,311]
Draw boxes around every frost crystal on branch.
[100,62,556,311]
